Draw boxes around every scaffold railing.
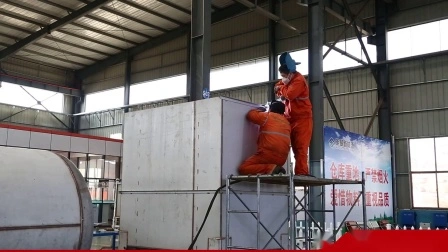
[225,172,366,250]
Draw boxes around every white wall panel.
[120,194,193,249]
[50,135,71,151]
[192,98,223,249]
[121,102,195,191]
[70,137,89,153]
[120,98,288,249]
[0,128,7,146]
[88,139,106,155]
[6,129,30,148]
[105,141,121,156]
[29,132,51,150]
[220,98,289,249]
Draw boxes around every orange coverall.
[275,72,313,175]
[239,109,291,175]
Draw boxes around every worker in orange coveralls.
[238,101,291,175]
[274,52,313,176]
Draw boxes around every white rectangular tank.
[119,97,289,250]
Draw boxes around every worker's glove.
[256,106,267,112]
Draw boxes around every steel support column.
[267,0,277,102]
[124,56,132,113]
[374,0,391,141]
[70,74,82,133]
[187,0,211,101]
[308,0,325,226]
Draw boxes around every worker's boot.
[271,165,286,175]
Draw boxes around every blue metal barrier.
[93,231,119,250]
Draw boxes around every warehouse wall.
[78,66,379,138]
[1,57,74,87]
[391,52,448,209]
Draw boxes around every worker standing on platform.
[238,101,291,175]
[274,52,313,176]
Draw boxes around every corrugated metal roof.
[0,0,241,70]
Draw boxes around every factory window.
[323,37,377,71]
[85,154,119,202]
[129,75,187,105]
[85,87,124,112]
[210,58,269,91]
[70,153,87,177]
[409,137,448,208]
[109,133,122,140]
[388,18,448,60]
[0,82,64,113]
[280,37,377,76]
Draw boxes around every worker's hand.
[274,85,281,93]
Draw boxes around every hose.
[187,180,241,250]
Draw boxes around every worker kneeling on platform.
[238,101,291,175]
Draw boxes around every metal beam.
[0,8,125,52]
[307,0,325,239]
[323,79,345,131]
[157,0,191,15]
[0,32,97,62]
[0,0,111,61]
[76,2,255,79]
[77,0,168,33]
[267,0,277,102]
[37,0,151,39]
[327,43,368,65]
[1,0,139,45]
[298,0,371,36]
[118,0,184,26]
[323,0,372,59]
[123,56,132,112]
[0,20,111,57]
[0,42,86,67]
[374,0,391,141]
[323,0,372,36]
[234,0,301,34]
[187,0,211,101]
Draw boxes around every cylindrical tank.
[0,146,94,249]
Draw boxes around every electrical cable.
[187,180,241,250]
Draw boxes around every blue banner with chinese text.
[323,126,393,223]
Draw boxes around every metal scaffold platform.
[225,172,367,250]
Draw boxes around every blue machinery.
[92,231,119,250]
[225,172,367,250]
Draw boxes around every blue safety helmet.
[279,52,300,72]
